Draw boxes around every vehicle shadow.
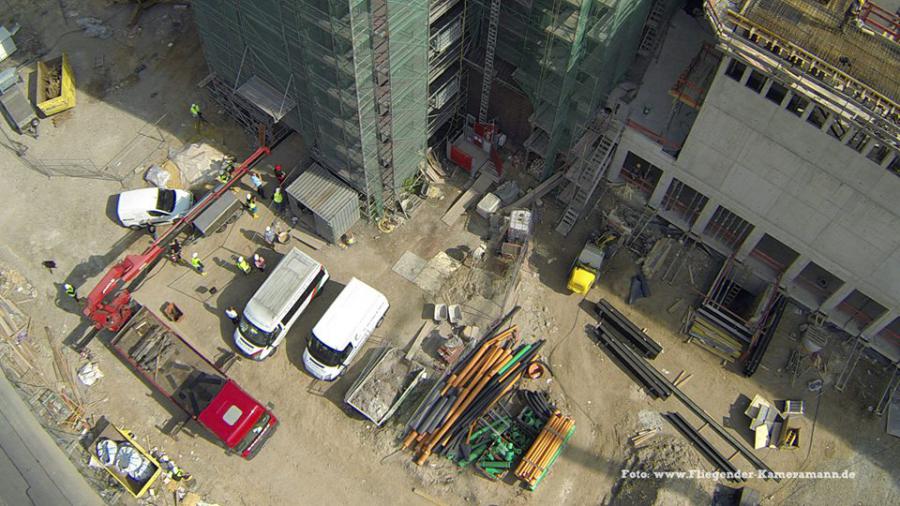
[106,194,121,226]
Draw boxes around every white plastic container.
[476,193,501,219]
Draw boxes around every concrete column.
[760,80,773,97]
[647,172,674,209]
[880,151,896,169]
[862,309,898,339]
[780,90,793,108]
[818,282,855,314]
[781,256,811,286]
[738,66,752,85]
[690,199,719,235]
[799,105,814,122]
[735,226,765,260]
[839,126,856,141]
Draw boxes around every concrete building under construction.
[191,0,656,215]
[190,0,899,366]
[580,0,900,367]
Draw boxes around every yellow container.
[36,53,76,116]
[92,420,162,498]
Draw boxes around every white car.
[116,188,194,228]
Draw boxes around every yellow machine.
[567,232,618,295]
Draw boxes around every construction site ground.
[0,1,897,505]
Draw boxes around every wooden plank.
[292,229,327,250]
[405,322,434,362]
[441,173,493,226]
[501,171,565,211]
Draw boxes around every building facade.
[193,0,467,216]
[604,0,900,361]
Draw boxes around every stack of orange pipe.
[402,326,519,465]
[514,411,575,486]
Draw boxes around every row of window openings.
[724,60,899,172]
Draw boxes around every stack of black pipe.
[663,412,745,482]
[519,390,554,421]
[592,325,671,399]
[438,340,546,456]
[595,299,662,359]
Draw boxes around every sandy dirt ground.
[0,1,897,505]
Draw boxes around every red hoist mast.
[83,146,271,331]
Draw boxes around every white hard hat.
[192,253,198,258]
[238,256,245,261]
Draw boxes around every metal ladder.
[371,0,395,207]
[555,119,622,236]
[638,0,666,57]
[875,365,900,416]
[478,0,501,123]
[835,336,867,392]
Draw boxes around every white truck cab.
[234,248,328,360]
[302,278,389,381]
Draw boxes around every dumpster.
[345,347,426,426]
[88,417,162,498]
[36,53,76,116]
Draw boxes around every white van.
[234,248,328,360]
[302,278,389,381]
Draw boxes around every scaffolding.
[193,0,432,218]
[467,0,658,177]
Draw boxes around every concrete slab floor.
[0,1,896,505]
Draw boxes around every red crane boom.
[84,146,271,331]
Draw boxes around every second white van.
[302,278,388,381]
[234,248,328,360]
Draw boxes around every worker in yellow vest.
[245,194,258,219]
[190,253,207,276]
[190,103,206,123]
[236,256,251,275]
[273,187,284,214]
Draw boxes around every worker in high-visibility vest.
[190,103,206,123]
[236,256,251,275]
[63,283,79,302]
[216,170,229,184]
[273,187,285,214]
[190,253,207,276]
[245,194,258,219]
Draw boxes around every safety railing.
[702,0,900,144]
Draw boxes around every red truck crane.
[83,146,270,332]
[80,146,278,460]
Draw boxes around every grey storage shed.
[286,163,360,243]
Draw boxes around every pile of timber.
[402,325,545,464]
[515,411,575,489]
[128,324,174,374]
[595,299,662,359]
